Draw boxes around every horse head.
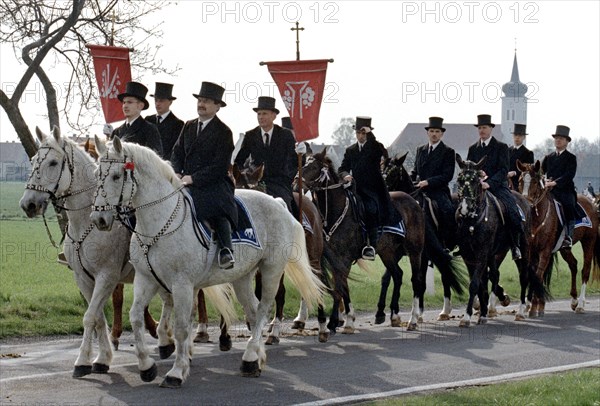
[20,126,94,218]
[517,160,545,202]
[301,147,338,190]
[232,157,266,192]
[383,152,414,193]
[455,154,486,218]
[91,136,136,231]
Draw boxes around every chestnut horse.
[517,160,600,315]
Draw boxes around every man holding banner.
[235,96,297,212]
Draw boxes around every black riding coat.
[509,144,534,179]
[145,111,184,161]
[411,141,456,217]
[171,116,237,227]
[541,149,578,221]
[111,116,163,157]
[235,125,297,209]
[338,133,392,226]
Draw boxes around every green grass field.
[1,182,598,338]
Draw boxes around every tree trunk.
[0,90,37,158]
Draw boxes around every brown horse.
[302,149,428,330]
[517,160,600,315]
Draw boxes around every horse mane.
[45,133,95,166]
[119,142,182,188]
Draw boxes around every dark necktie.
[264,133,270,147]
[429,145,433,155]
[197,121,203,136]
[157,116,163,124]
[125,123,131,131]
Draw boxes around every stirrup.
[511,246,522,260]
[561,237,573,250]
[57,251,69,266]
[362,246,376,261]
[218,248,235,270]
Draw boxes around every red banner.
[86,44,132,124]
[263,59,330,142]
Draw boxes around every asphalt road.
[1,298,599,405]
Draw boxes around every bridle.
[456,168,484,219]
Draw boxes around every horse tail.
[320,245,351,299]
[203,283,238,328]
[527,263,551,302]
[284,220,327,311]
[424,217,468,295]
[592,230,600,285]
[543,253,558,288]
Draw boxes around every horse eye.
[112,174,121,181]
[49,160,58,167]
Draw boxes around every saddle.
[182,190,262,249]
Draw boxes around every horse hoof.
[538,311,545,317]
[342,326,355,334]
[459,320,470,328]
[501,295,511,307]
[292,321,305,330]
[528,311,537,318]
[159,375,182,389]
[437,314,450,321]
[390,318,402,328]
[219,335,232,352]
[488,309,497,318]
[515,314,526,321]
[72,365,92,378]
[418,316,423,323]
[111,339,119,351]
[318,332,329,343]
[92,363,109,374]
[158,343,175,359]
[374,315,386,325]
[338,320,345,327]
[240,360,261,377]
[265,336,279,345]
[140,364,158,382]
[406,323,417,331]
[575,307,585,314]
[194,332,209,343]
[477,317,487,325]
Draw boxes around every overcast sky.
[1,0,599,150]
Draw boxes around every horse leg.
[156,293,175,359]
[388,265,402,328]
[292,298,308,330]
[515,260,530,321]
[375,269,391,324]
[160,282,194,388]
[110,283,124,350]
[130,275,160,383]
[327,292,341,336]
[143,305,158,340]
[341,294,356,334]
[478,269,490,325]
[266,275,285,345]
[194,289,210,343]
[561,248,584,312]
[407,252,424,331]
[460,270,480,328]
[218,316,232,351]
[317,304,329,343]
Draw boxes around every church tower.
[501,52,528,142]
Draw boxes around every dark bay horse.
[518,160,600,315]
[455,155,542,326]
[381,153,467,321]
[302,149,426,330]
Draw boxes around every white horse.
[19,127,234,379]
[91,136,325,388]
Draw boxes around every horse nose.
[90,211,113,231]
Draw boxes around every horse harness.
[26,142,98,281]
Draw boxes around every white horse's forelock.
[118,142,182,188]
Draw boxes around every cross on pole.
[291,21,304,61]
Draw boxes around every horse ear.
[51,125,61,142]
[516,159,524,172]
[475,156,487,168]
[232,163,241,183]
[35,126,45,142]
[399,151,408,165]
[94,135,107,155]
[113,136,123,154]
[455,153,464,168]
[256,163,265,181]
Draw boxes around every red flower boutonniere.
[124,161,135,171]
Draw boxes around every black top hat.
[118,81,150,110]
[474,114,495,128]
[150,82,176,100]
[253,96,280,114]
[552,125,571,142]
[281,117,293,130]
[425,116,446,132]
[511,123,528,135]
[192,82,227,107]
[353,116,374,130]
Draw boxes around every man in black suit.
[145,82,184,161]
[541,125,578,249]
[467,114,524,260]
[110,81,163,156]
[235,97,297,211]
[171,82,237,269]
[411,117,456,249]
[508,123,534,190]
[339,117,391,261]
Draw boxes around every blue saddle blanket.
[379,220,406,238]
[553,200,593,229]
[183,190,262,249]
[301,211,313,235]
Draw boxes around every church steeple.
[501,50,528,142]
